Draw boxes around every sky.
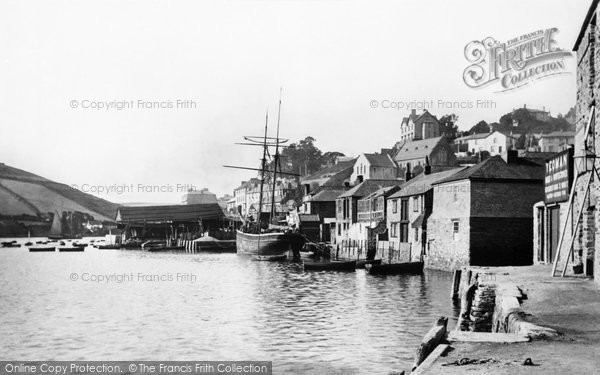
[0,0,592,204]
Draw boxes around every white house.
[454,131,514,158]
[350,152,398,182]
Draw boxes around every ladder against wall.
[551,106,597,277]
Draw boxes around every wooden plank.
[447,331,530,343]
[450,269,461,300]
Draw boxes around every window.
[338,224,341,236]
[493,138,497,144]
[452,220,460,241]
[400,223,409,242]
[491,146,496,152]
[390,223,398,238]
[392,199,398,214]
[413,196,419,212]
[400,199,409,220]
[414,228,419,242]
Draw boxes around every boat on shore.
[355,259,382,269]
[365,261,424,275]
[304,260,356,272]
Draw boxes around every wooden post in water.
[451,269,462,300]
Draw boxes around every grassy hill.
[0,163,120,222]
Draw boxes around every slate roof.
[116,203,224,222]
[402,110,439,126]
[359,186,402,201]
[301,160,355,186]
[540,131,576,138]
[433,156,544,184]
[394,136,444,162]
[389,167,466,198]
[308,186,349,202]
[337,179,401,199]
[363,153,396,168]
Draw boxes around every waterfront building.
[393,136,457,177]
[181,188,218,205]
[400,109,441,142]
[454,130,515,159]
[426,153,544,270]
[540,1,600,285]
[538,131,576,153]
[385,166,465,263]
[512,104,551,124]
[335,179,401,258]
[300,158,355,242]
[115,203,225,243]
[350,152,397,183]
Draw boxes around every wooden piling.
[451,269,462,300]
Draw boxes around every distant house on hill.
[454,130,515,159]
[393,136,456,177]
[512,104,551,124]
[538,131,575,153]
[400,109,441,142]
[350,152,398,183]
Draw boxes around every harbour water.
[0,239,458,374]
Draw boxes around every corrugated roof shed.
[389,167,466,198]
[116,203,224,222]
[433,156,544,185]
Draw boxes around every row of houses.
[299,149,545,270]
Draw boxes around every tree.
[438,114,459,140]
[470,120,490,134]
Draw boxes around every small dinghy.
[303,260,356,272]
[365,261,424,275]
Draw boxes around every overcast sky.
[0,0,592,204]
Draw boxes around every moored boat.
[147,246,186,252]
[29,246,56,252]
[303,260,356,272]
[58,246,84,252]
[251,254,287,261]
[97,244,121,250]
[365,261,424,275]
[236,230,304,256]
[355,258,382,269]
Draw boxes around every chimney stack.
[424,156,432,175]
[405,167,412,182]
[411,109,416,117]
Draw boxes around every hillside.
[0,163,120,222]
[469,107,575,136]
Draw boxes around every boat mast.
[256,110,269,232]
[270,88,283,222]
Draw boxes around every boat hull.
[355,258,382,269]
[366,261,424,275]
[236,230,304,256]
[304,260,356,272]
[29,247,56,252]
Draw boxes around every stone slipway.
[418,265,600,374]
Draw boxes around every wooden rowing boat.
[304,260,356,272]
[58,247,85,252]
[365,261,424,275]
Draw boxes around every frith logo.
[463,28,573,92]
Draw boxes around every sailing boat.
[47,211,63,240]
[225,91,305,259]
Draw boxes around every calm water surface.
[0,238,458,374]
